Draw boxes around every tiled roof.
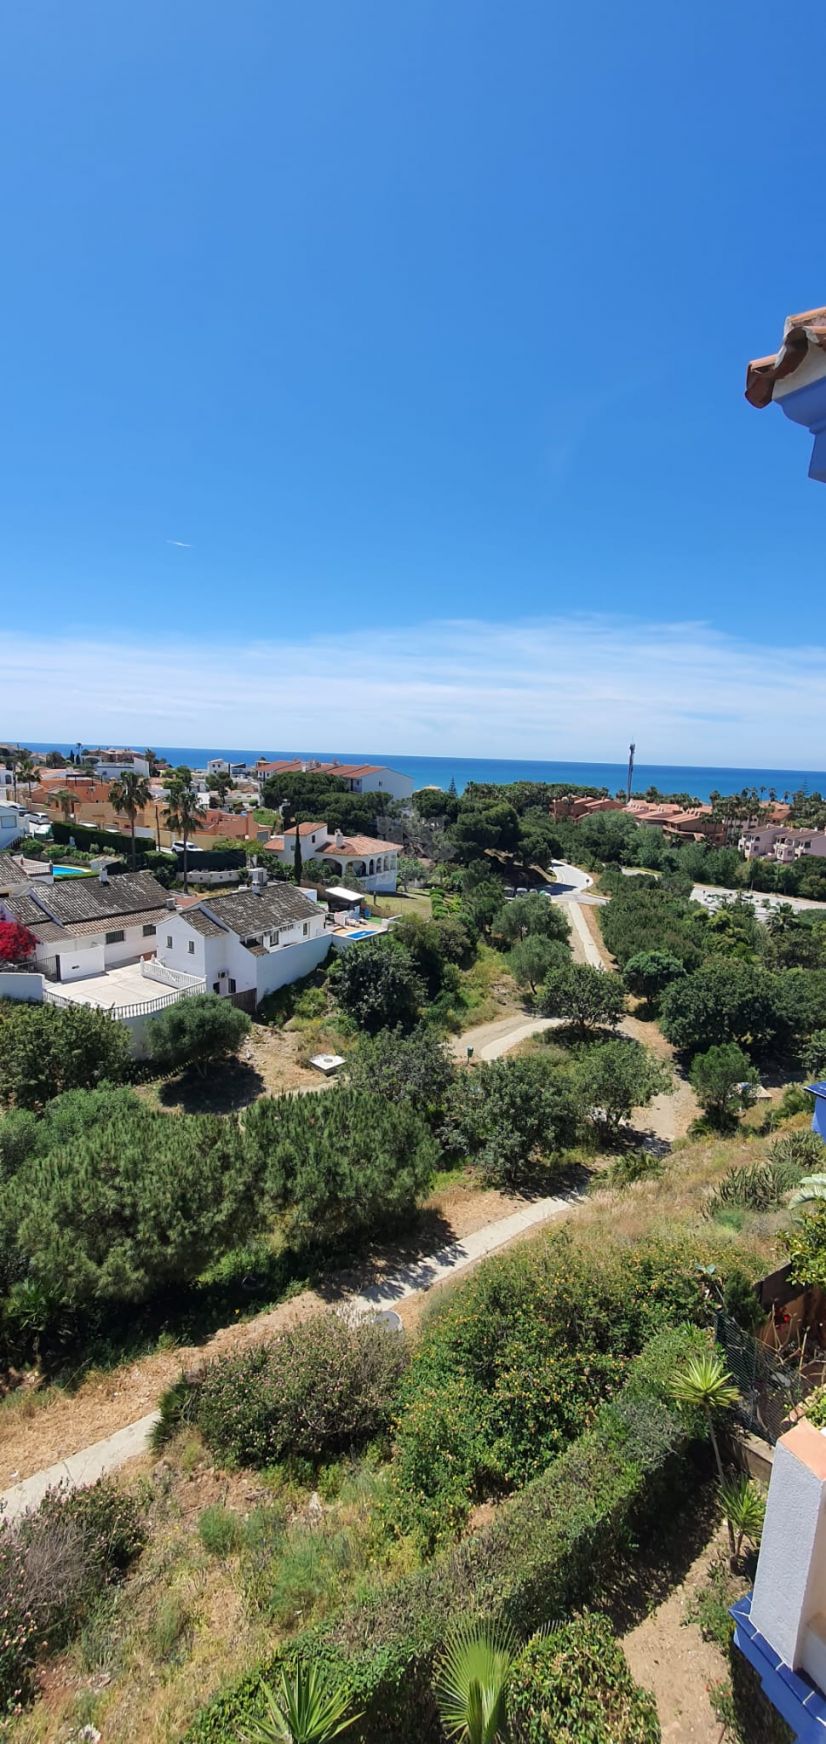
[5,892,52,927]
[30,870,169,926]
[62,906,168,938]
[201,883,319,936]
[746,306,826,408]
[321,834,399,857]
[179,907,228,938]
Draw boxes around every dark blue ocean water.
[20,745,826,804]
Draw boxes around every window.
[213,981,220,993]
[229,978,236,993]
[166,934,173,948]
[303,922,309,936]
[188,940,195,955]
[105,929,125,945]
[142,923,155,937]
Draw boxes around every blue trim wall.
[732,1595,826,1741]
[776,378,826,483]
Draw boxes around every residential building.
[0,766,14,797]
[263,821,399,892]
[0,804,23,852]
[739,826,826,864]
[84,749,152,779]
[0,868,172,983]
[256,758,413,801]
[746,305,826,484]
[551,795,623,820]
[155,874,330,1005]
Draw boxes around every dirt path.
[449,1012,558,1061]
[623,1528,731,1744]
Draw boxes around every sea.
[19,745,826,804]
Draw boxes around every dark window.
[187,940,195,955]
[142,923,155,937]
[166,934,173,948]
[229,978,236,993]
[213,981,220,993]
[105,929,125,945]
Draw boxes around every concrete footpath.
[0,1191,577,1524]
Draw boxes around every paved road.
[0,1192,580,1524]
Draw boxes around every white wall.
[0,805,23,849]
[156,912,258,995]
[57,940,105,981]
[255,932,331,999]
[353,768,413,800]
[0,971,44,1002]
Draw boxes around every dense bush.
[508,933,569,993]
[195,1310,408,1467]
[689,1043,755,1126]
[660,961,783,1058]
[0,1479,144,1715]
[331,938,424,1033]
[539,963,626,1031]
[495,892,570,947]
[0,1002,130,1110]
[507,1614,660,1743]
[623,948,686,1006]
[574,1037,671,1132]
[1,1100,259,1324]
[146,992,250,1074]
[244,1089,437,1246]
[388,1230,722,1546]
[344,1027,454,1125]
[439,1054,579,1188]
[184,1325,704,1744]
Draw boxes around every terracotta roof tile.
[746,306,826,408]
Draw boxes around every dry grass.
[371,889,433,919]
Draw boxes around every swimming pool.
[345,928,376,940]
[52,865,93,878]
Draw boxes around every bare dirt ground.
[0,1180,532,1488]
[623,1526,733,1744]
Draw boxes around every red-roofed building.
[263,821,399,892]
[255,758,412,800]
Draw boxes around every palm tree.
[670,1348,739,1560]
[244,1665,359,1743]
[165,770,200,892]
[54,788,76,822]
[110,771,151,868]
[433,1621,516,1744]
[16,752,35,803]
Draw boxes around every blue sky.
[2,1,824,760]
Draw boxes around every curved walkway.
[0,1190,580,1523]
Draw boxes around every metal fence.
[715,1310,808,1445]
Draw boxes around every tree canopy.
[331,938,424,1033]
[146,992,250,1076]
[539,963,626,1032]
[0,1003,130,1110]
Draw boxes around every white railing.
[141,959,205,992]
[43,977,206,1021]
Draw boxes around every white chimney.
[250,866,268,892]
[335,828,344,847]
[99,865,109,884]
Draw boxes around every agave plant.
[433,1620,517,1744]
[244,1664,360,1744]
[719,1474,766,1570]
[790,1173,826,1210]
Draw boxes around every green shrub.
[388,1230,718,1547]
[196,1310,407,1469]
[0,1479,144,1715]
[507,1614,660,1743]
[146,993,250,1075]
[0,1003,130,1110]
[183,1325,704,1744]
[244,1091,437,1246]
[707,1136,817,1217]
[439,1054,579,1189]
[198,1505,241,1558]
[597,1149,663,1190]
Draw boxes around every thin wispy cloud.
[3,614,825,767]
[165,539,192,549]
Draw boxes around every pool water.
[52,865,93,878]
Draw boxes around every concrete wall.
[56,940,106,981]
[0,971,44,1002]
[255,932,331,999]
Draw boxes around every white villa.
[155,875,330,1005]
[256,758,413,802]
[0,867,174,984]
[264,822,400,893]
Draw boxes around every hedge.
[507,1613,660,1743]
[183,1323,706,1743]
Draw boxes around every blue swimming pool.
[345,928,375,940]
[52,865,92,879]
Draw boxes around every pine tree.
[293,828,303,884]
